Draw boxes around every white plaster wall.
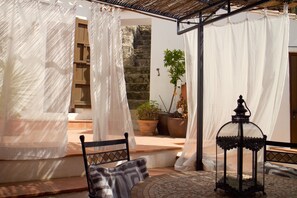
[150,19,184,112]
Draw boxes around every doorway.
[290,52,297,143]
[70,18,152,113]
[70,18,91,111]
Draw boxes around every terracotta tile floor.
[0,128,183,197]
[66,129,185,157]
[0,167,177,198]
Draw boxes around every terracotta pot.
[167,117,187,138]
[157,112,169,135]
[181,83,187,101]
[137,120,158,136]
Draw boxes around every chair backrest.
[265,141,297,164]
[80,133,130,198]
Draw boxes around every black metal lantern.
[215,95,266,196]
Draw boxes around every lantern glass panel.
[216,121,265,194]
[217,122,263,138]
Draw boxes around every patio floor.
[0,125,185,197]
[0,167,178,198]
[67,128,185,155]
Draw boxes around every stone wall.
[122,25,151,110]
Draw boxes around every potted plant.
[136,100,160,136]
[167,94,188,138]
[157,49,186,135]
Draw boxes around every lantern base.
[215,176,265,196]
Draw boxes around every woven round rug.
[131,171,297,198]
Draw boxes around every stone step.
[127,91,149,100]
[68,111,141,130]
[134,52,151,59]
[126,83,149,92]
[0,130,184,184]
[0,168,176,198]
[0,144,181,184]
[134,59,150,67]
[125,73,150,84]
[0,176,88,198]
[134,39,151,46]
[128,99,148,109]
[68,120,92,130]
[124,66,150,74]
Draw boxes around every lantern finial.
[232,95,250,123]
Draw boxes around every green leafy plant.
[136,100,160,120]
[163,49,185,113]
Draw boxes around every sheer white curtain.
[175,14,289,171]
[88,3,135,146]
[175,27,198,170]
[0,0,76,159]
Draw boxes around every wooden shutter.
[70,18,91,111]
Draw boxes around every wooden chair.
[265,141,297,164]
[264,141,297,178]
[80,133,130,198]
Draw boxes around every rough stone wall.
[122,25,151,109]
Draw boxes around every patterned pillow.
[264,162,297,178]
[89,157,149,198]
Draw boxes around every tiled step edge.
[0,168,177,198]
[0,176,87,198]
[68,120,92,130]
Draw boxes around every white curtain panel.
[88,3,135,146]
[175,14,289,171]
[175,27,199,171]
[0,0,76,159]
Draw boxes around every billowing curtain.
[0,0,76,159]
[88,3,135,146]
[175,27,198,170]
[175,14,289,171]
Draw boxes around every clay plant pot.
[157,112,169,135]
[137,120,158,136]
[167,117,187,138]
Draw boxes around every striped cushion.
[89,158,149,198]
[265,162,297,178]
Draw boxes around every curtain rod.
[86,0,177,22]
[250,8,297,20]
